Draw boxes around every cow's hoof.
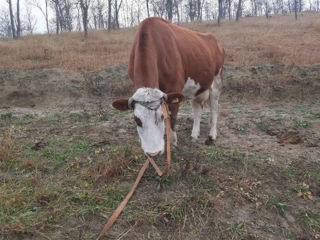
[191,137,198,143]
[205,136,215,145]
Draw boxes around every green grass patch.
[299,209,320,235]
[255,121,270,132]
[293,119,311,128]
[307,112,320,120]
[0,112,13,120]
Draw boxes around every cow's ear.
[166,92,184,104]
[112,98,130,111]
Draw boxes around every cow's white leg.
[170,129,178,147]
[191,99,202,140]
[208,76,222,142]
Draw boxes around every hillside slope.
[0,13,320,72]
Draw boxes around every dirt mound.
[1,63,319,109]
[223,63,320,103]
[89,64,133,97]
[0,68,87,108]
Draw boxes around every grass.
[1,13,320,72]
[256,121,270,132]
[0,130,15,162]
[293,119,311,128]
[0,133,146,238]
[1,123,319,239]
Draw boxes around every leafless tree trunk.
[251,0,257,15]
[174,0,180,23]
[79,0,90,37]
[146,0,150,17]
[8,0,16,38]
[166,0,173,20]
[107,0,112,31]
[188,0,196,21]
[50,0,60,34]
[236,0,242,21]
[288,0,291,12]
[265,0,269,18]
[218,0,223,25]
[114,0,123,28]
[16,0,21,37]
[26,5,37,34]
[75,2,82,31]
[294,0,297,19]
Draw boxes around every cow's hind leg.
[191,99,202,141]
[206,76,222,145]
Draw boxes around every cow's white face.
[134,100,165,156]
[112,88,183,157]
[131,88,166,156]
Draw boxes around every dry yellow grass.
[0,13,319,72]
[0,133,14,162]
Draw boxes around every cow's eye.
[161,115,164,120]
[134,116,142,127]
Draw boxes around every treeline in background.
[1,0,319,38]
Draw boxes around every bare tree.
[92,0,105,29]
[186,0,196,21]
[79,0,90,37]
[107,0,112,31]
[251,0,257,15]
[114,0,123,28]
[0,8,12,37]
[218,0,223,25]
[7,0,16,38]
[50,0,60,34]
[75,2,82,31]
[151,0,166,18]
[146,0,150,17]
[31,0,49,34]
[25,5,37,34]
[166,0,173,20]
[265,0,270,18]
[174,0,181,23]
[236,0,242,21]
[16,0,21,37]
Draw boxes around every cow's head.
[112,88,183,157]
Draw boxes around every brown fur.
[128,17,225,129]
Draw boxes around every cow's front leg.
[206,77,222,145]
[168,103,179,147]
[191,99,202,141]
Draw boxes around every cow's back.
[128,18,224,93]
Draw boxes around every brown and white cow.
[112,17,225,156]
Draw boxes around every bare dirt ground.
[0,63,319,240]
